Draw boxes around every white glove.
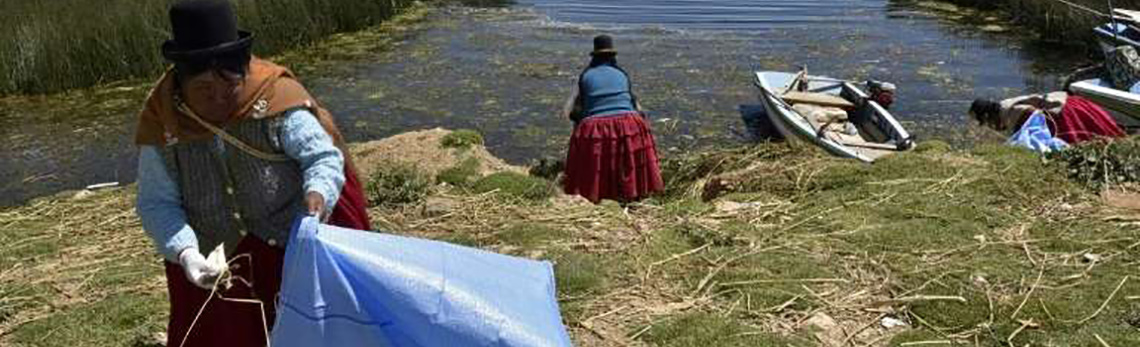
[178,246,227,290]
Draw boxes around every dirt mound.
[349,128,524,180]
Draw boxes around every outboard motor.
[866,80,896,109]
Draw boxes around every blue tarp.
[271,217,573,347]
[1008,111,1068,154]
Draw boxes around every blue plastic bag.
[271,217,573,347]
[1008,111,1068,154]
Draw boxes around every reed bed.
[0,0,416,96]
[943,0,1140,46]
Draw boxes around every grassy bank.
[0,0,418,96]
[2,129,1139,346]
[936,0,1140,47]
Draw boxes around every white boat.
[753,71,915,163]
[1094,23,1140,54]
[1098,10,1140,54]
[1069,78,1140,130]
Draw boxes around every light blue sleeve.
[136,146,199,262]
[279,108,345,213]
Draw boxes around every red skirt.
[564,112,664,203]
[1053,95,1125,144]
[165,164,371,346]
[328,161,372,230]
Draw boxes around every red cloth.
[328,162,372,230]
[564,112,663,203]
[1052,95,1125,144]
[165,236,284,347]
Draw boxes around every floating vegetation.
[936,0,1121,47]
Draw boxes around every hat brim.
[590,48,618,56]
[163,30,253,62]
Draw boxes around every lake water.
[0,0,1086,206]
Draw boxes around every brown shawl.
[136,57,356,169]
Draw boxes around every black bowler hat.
[162,0,253,63]
[591,35,617,56]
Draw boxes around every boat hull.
[754,71,913,163]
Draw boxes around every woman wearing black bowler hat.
[133,0,371,345]
[562,35,663,204]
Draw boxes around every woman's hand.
[306,191,326,217]
[179,248,226,290]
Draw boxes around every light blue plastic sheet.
[270,217,573,347]
[1008,111,1068,154]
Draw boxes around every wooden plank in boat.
[782,91,856,109]
[821,131,897,160]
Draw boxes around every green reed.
[0,0,415,95]
[945,0,1140,46]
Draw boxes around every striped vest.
[161,116,305,255]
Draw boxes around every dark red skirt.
[328,161,372,230]
[165,164,371,346]
[564,112,664,203]
[1053,95,1125,144]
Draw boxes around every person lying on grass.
[969,90,1125,145]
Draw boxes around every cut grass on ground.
[2,140,1139,346]
[368,140,1140,346]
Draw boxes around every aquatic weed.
[366,162,433,206]
[440,129,485,150]
[471,172,554,200]
[1050,138,1140,190]
[642,313,810,347]
[437,157,481,186]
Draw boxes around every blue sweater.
[580,64,636,117]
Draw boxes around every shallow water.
[0,0,1087,206]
